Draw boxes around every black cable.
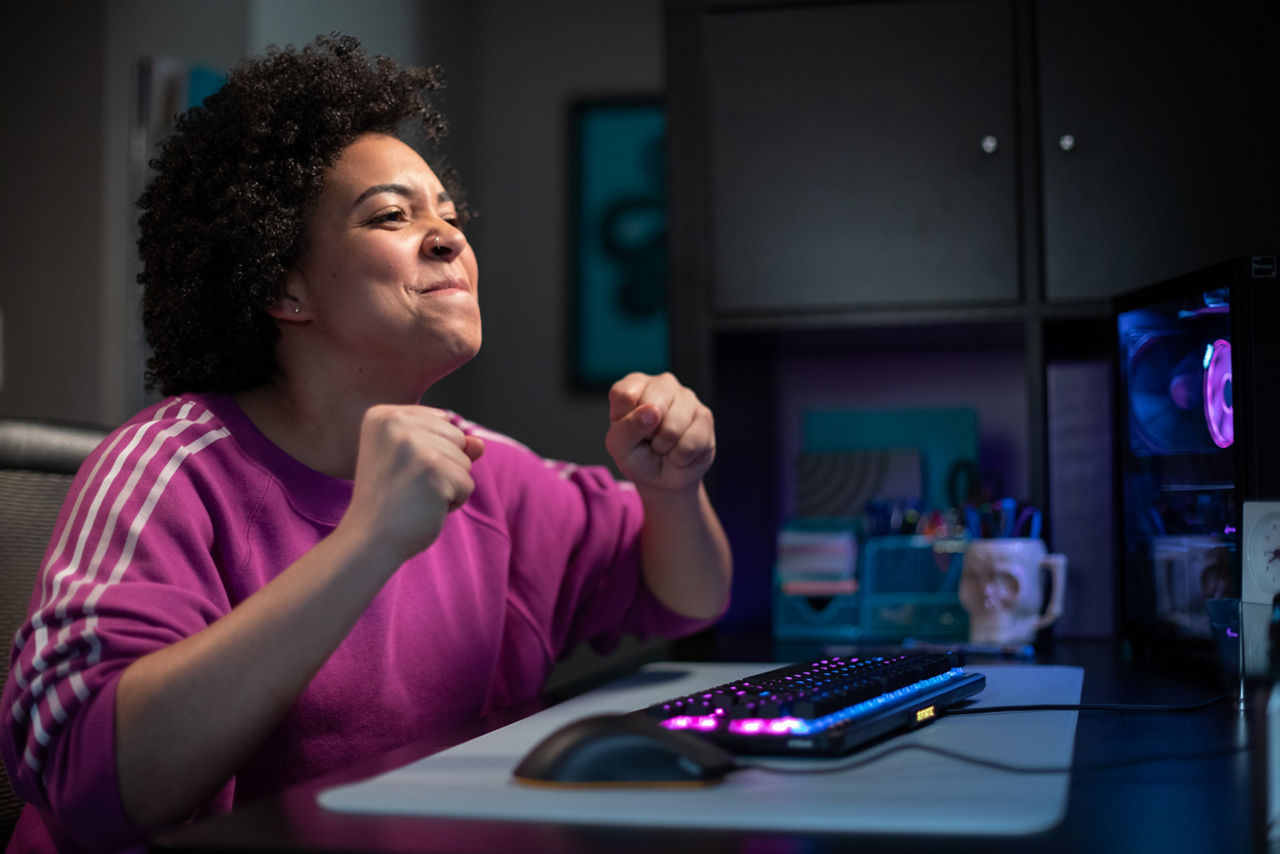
[945,694,1229,715]
[736,695,1237,777]
[739,740,1248,777]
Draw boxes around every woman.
[1,35,730,852]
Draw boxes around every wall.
[440,0,665,467]
[100,0,255,425]
[0,4,112,423]
[246,0,429,58]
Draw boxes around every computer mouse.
[512,712,740,787]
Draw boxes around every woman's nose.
[427,227,465,259]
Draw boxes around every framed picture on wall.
[568,97,669,388]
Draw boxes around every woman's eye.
[368,209,407,225]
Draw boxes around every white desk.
[320,662,1083,836]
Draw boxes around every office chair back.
[0,418,108,845]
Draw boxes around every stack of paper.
[776,526,858,595]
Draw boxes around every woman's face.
[284,132,481,389]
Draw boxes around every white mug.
[958,538,1068,645]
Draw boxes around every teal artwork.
[803,408,980,511]
[570,98,668,387]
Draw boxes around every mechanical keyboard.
[635,651,984,757]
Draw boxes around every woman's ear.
[263,269,310,321]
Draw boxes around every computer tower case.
[1113,254,1280,649]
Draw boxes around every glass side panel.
[1116,285,1236,639]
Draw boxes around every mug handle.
[1034,554,1068,631]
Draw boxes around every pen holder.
[773,536,968,643]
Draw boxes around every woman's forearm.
[636,482,732,620]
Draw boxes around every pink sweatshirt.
[2,394,715,852]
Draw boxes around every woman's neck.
[233,377,422,479]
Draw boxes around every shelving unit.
[663,0,1278,631]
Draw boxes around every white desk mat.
[319,662,1083,835]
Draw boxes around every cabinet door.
[704,0,1019,313]
[1038,0,1277,301]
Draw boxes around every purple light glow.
[1203,338,1233,449]
[661,715,721,732]
[727,717,804,736]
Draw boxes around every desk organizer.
[774,535,968,642]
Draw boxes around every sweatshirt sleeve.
[1,401,238,851]
[548,461,719,653]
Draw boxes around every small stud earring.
[293,305,301,314]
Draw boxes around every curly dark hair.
[137,33,466,395]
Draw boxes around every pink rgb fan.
[1203,338,1233,449]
